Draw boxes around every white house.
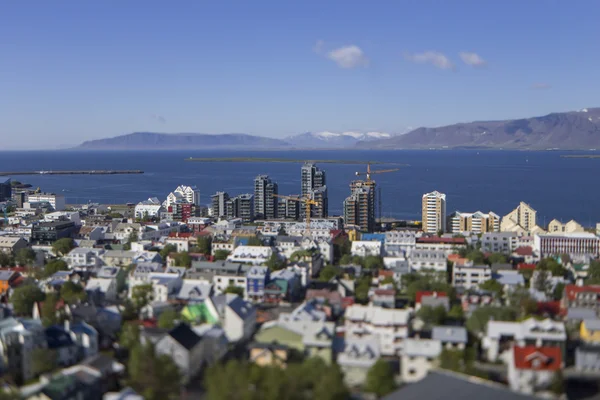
[66,248,105,268]
[0,318,47,382]
[44,211,81,225]
[337,336,380,387]
[148,273,183,302]
[86,278,117,302]
[27,193,65,211]
[452,263,492,289]
[351,241,382,258]
[409,249,447,273]
[345,303,412,356]
[227,245,273,265]
[165,236,191,253]
[177,279,213,303]
[384,230,417,257]
[482,318,566,362]
[401,338,442,382]
[205,294,256,342]
[134,197,164,219]
[128,262,163,296]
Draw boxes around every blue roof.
[70,321,97,337]
[45,325,74,348]
[237,237,250,246]
[361,233,386,243]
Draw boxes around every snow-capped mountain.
[285,131,394,148]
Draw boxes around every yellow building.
[448,211,500,234]
[500,201,545,234]
[548,219,585,233]
[580,319,600,343]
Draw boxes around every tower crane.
[353,163,400,227]
[273,194,320,236]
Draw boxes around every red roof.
[378,269,394,278]
[417,237,466,245]
[537,301,561,316]
[514,246,534,256]
[416,291,447,304]
[518,263,537,270]
[565,284,600,301]
[374,289,396,296]
[168,232,194,238]
[513,346,561,371]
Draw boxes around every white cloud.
[459,52,486,67]
[151,114,166,124]
[327,45,369,69]
[313,39,325,54]
[530,83,552,90]
[404,51,454,70]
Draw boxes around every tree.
[51,238,75,256]
[60,281,87,304]
[196,236,212,254]
[363,255,384,270]
[339,254,352,265]
[157,309,178,330]
[536,258,566,277]
[266,253,286,271]
[355,276,371,304]
[131,284,154,311]
[319,265,342,282]
[416,305,447,326]
[123,231,139,251]
[41,293,60,327]
[486,252,507,265]
[159,244,177,260]
[587,260,600,284]
[364,359,396,398]
[173,252,192,268]
[479,279,504,298]
[44,259,68,278]
[549,370,564,395]
[127,342,182,400]
[312,362,349,400]
[466,306,517,335]
[213,250,230,261]
[11,284,45,316]
[447,304,465,321]
[120,322,141,350]
[223,285,244,297]
[403,271,454,302]
[533,270,552,296]
[247,236,263,246]
[31,348,57,376]
[552,282,566,301]
[15,248,35,266]
[466,249,486,265]
[0,252,13,267]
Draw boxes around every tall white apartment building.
[163,185,200,208]
[422,191,446,233]
[27,193,66,211]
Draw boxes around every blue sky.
[1,1,599,149]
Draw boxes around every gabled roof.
[565,284,600,301]
[432,326,468,343]
[403,338,442,357]
[583,319,600,331]
[168,323,202,350]
[514,246,534,256]
[416,291,447,304]
[513,346,561,371]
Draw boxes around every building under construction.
[343,180,376,232]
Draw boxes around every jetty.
[560,155,600,159]
[0,170,144,176]
[185,157,407,166]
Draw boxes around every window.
[409,368,416,375]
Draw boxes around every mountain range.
[75,108,600,150]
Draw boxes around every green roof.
[181,303,218,324]
[573,263,588,271]
[42,375,77,399]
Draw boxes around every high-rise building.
[0,179,11,202]
[254,175,278,220]
[225,197,239,220]
[422,191,446,233]
[277,197,300,220]
[500,202,543,233]
[211,191,230,219]
[238,193,255,223]
[164,185,201,208]
[300,163,328,218]
[343,180,375,232]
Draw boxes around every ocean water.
[0,149,598,225]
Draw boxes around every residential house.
[452,263,492,290]
[45,325,79,367]
[97,266,126,293]
[134,197,164,219]
[0,270,21,296]
[370,289,395,308]
[86,278,117,303]
[227,245,273,265]
[580,319,600,344]
[337,336,380,387]
[576,345,600,371]
[101,250,161,267]
[0,318,47,382]
[80,353,126,394]
[264,268,301,304]
[481,232,518,254]
[254,318,335,364]
[66,248,105,269]
[351,241,382,258]
[416,291,449,311]
[512,246,538,264]
[280,299,328,322]
[482,318,566,362]
[127,262,163,297]
[432,326,468,350]
[68,304,122,348]
[204,294,256,342]
[401,338,442,382]
[249,342,290,368]
[68,321,98,360]
[176,279,213,303]
[305,288,344,317]
[409,249,447,273]
[148,272,183,302]
[384,230,417,257]
[507,346,562,395]
[188,261,250,297]
[562,284,600,311]
[0,236,28,254]
[345,303,412,356]
[246,266,270,302]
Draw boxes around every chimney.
[64,319,70,332]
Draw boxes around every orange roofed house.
[507,346,561,395]
[562,284,600,312]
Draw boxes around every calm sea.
[0,149,598,225]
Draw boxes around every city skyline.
[2,1,600,149]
